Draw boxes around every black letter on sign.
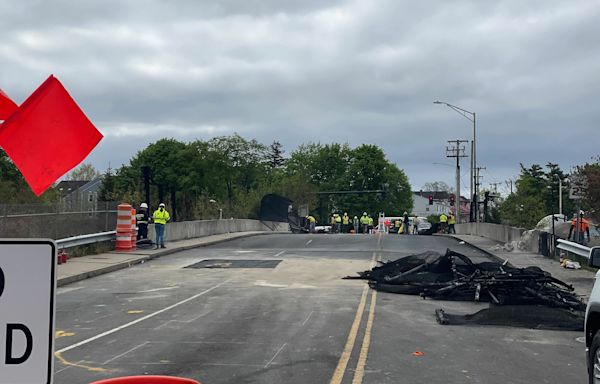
[0,267,4,297]
[5,324,33,364]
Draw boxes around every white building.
[412,192,451,218]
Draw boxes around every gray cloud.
[1,0,598,195]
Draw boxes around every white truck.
[585,246,600,383]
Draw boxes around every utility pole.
[475,166,486,222]
[489,182,501,194]
[446,140,468,224]
[558,178,563,216]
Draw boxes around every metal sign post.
[0,240,56,384]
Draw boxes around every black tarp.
[259,194,292,223]
[345,249,585,330]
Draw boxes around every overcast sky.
[1,0,598,197]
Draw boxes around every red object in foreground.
[0,75,103,196]
[89,376,200,384]
[0,88,18,120]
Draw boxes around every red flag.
[0,88,18,120]
[0,75,103,196]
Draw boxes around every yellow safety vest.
[360,216,369,224]
[342,215,349,225]
[153,209,170,225]
[448,216,456,225]
[307,216,316,223]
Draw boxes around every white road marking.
[306,239,313,245]
[235,250,256,253]
[57,287,84,295]
[301,311,314,326]
[274,250,286,257]
[265,343,287,368]
[125,294,169,301]
[103,342,149,365]
[57,279,232,354]
[254,281,287,288]
[139,286,179,293]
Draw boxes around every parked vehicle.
[584,246,600,383]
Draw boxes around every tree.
[67,163,101,181]
[268,140,285,169]
[498,163,574,228]
[0,149,58,203]
[421,181,453,192]
[575,157,600,223]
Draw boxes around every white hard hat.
[140,203,148,208]
[363,212,367,215]
[159,203,166,207]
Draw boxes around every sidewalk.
[448,234,596,301]
[57,231,282,287]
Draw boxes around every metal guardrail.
[55,231,116,249]
[556,239,591,258]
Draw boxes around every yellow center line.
[54,352,107,373]
[329,252,377,384]
[351,288,377,384]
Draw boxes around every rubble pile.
[345,249,585,330]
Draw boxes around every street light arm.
[434,101,475,122]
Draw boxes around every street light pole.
[434,101,478,222]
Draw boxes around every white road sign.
[0,240,56,384]
[569,176,587,200]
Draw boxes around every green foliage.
[0,149,58,203]
[108,137,413,222]
[498,162,573,228]
[575,157,600,223]
[286,143,412,221]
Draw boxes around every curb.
[440,234,508,264]
[57,231,288,287]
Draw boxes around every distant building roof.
[413,191,450,200]
[56,180,90,197]
[413,191,471,202]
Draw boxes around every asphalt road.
[54,234,586,384]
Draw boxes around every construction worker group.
[305,211,421,234]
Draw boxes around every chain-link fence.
[0,201,119,239]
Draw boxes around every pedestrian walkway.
[450,234,595,300]
[57,231,282,287]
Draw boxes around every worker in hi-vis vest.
[153,203,170,249]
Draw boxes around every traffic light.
[428,196,433,205]
[449,194,455,206]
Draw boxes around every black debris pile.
[345,249,585,314]
[435,305,584,331]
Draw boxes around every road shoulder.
[57,231,288,287]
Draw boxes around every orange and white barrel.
[116,203,133,251]
[117,204,133,232]
[130,208,137,250]
[116,232,132,251]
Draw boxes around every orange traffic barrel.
[116,232,132,251]
[89,376,200,384]
[116,203,133,251]
[117,204,133,232]
[130,208,137,250]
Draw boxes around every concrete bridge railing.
[147,219,289,243]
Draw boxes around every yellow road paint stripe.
[329,252,377,384]
[329,284,369,384]
[55,330,75,339]
[127,310,144,314]
[351,289,377,384]
[54,352,107,373]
